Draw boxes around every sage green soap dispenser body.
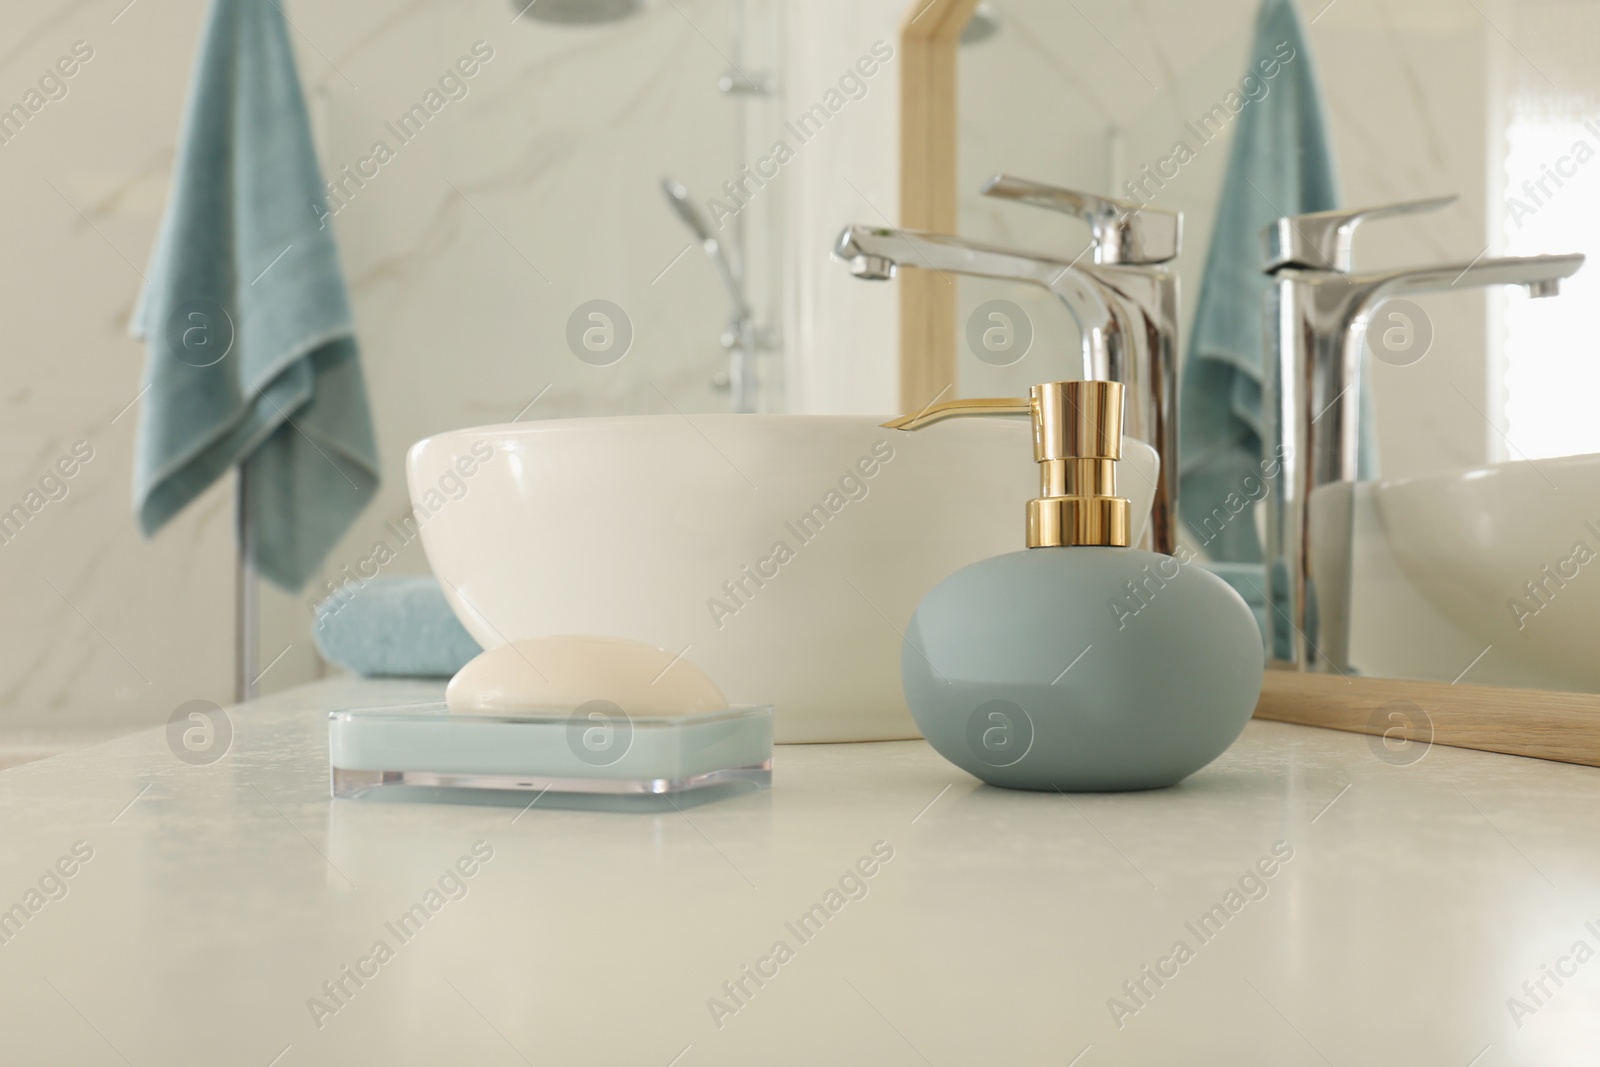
[894,381,1263,792]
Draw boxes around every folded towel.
[132,0,378,591]
[1179,0,1374,564]
[1199,561,1270,655]
[314,577,481,678]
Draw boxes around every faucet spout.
[1299,252,1589,488]
[833,225,1120,406]
[844,181,1184,559]
[1361,253,1584,305]
[834,218,1182,556]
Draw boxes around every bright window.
[1502,98,1600,460]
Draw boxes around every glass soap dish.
[328,703,772,808]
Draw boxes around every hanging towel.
[1199,561,1270,654]
[313,576,481,678]
[132,0,378,591]
[1179,0,1374,565]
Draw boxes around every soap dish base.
[327,702,774,810]
[331,762,771,800]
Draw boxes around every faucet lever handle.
[1262,194,1458,273]
[981,174,1180,265]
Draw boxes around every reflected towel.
[1179,0,1374,564]
[314,577,481,678]
[1201,561,1270,655]
[132,0,378,590]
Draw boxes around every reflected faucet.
[1261,195,1586,672]
[661,176,759,413]
[835,175,1183,555]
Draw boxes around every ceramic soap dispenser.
[894,380,1263,792]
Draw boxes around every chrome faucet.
[1261,195,1586,672]
[834,175,1183,554]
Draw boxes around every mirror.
[902,0,1600,721]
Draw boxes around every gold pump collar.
[882,380,1131,548]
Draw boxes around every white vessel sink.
[1335,452,1600,691]
[409,414,1159,742]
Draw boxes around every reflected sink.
[1334,452,1600,692]
[409,414,1159,742]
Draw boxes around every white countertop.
[2,678,1598,1066]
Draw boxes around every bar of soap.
[445,635,729,717]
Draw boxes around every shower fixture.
[661,176,759,413]
[510,0,643,26]
[963,2,1002,45]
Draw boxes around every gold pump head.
[882,380,1131,548]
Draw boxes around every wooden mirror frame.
[898,0,978,414]
[895,0,1600,768]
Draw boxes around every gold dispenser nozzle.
[1026,380,1130,548]
[882,380,1131,548]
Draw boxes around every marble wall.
[0,0,749,739]
[776,0,904,415]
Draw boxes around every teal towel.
[1200,561,1269,653]
[314,577,481,678]
[132,0,378,591]
[1179,0,1374,564]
